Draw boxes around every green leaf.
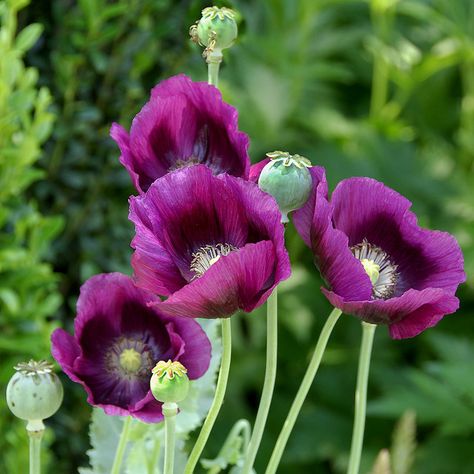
[79,409,123,474]
[15,24,43,52]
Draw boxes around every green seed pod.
[190,7,238,59]
[150,360,190,404]
[6,360,63,431]
[258,151,313,223]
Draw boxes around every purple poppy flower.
[129,164,291,318]
[294,175,465,339]
[110,74,250,193]
[51,273,211,422]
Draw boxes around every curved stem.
[207,419,252,474]
[163,402,178,474]
[111,416,132,474]
[347,322,377,474]
[184,318,232,474]
[241,288,278,474]
[265,308,342,474]
[28,430,43,474]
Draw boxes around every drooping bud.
[190,6,238,62]
[150,360,190,404]
[258,151,313,223]
[6,360,63,432]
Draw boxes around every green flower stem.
[28,429,43,474]
[184,318,232,474]
[241,288,278,474]
[265,307,342,474]
[207,52,222,87]
[111,416,132,474]
[163,402,178,474]
[347,321,377,474]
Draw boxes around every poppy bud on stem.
[258,151,313,223]
[6,360,63,474]
[190,6,238,87]
[151,360,189,474]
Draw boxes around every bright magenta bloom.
[111,74,250,193]
[294,174,465,339]
[51,273,211,422]
[129,165,291,318]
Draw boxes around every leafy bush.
[0,0,63,471]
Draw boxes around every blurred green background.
[1,0,473,472]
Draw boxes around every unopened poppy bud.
[6,360,63,432]
[258,151,313,223]
[190,7,238,60]
[150,360,190,404]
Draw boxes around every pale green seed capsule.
[190,7,238,59]
[258,151,313,223]
[6,360,63,431]
[150,360,190,404]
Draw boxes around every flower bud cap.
[6,360,63,430]
[150,360,190,404]
[258,151,313,223]
[190,7,238,58]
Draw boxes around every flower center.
[351,239,398,299]
[119,348,142,374]
[105,336,155,379]
[190,243,237,278]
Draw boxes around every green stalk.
[111,416,132,474]
[184,318,232,474]
[163,402,178,474]
[208,59,221,87]
[241,288,278,474]
[346,321,377,474]
[265,308,342,474]
[28,430,43,474]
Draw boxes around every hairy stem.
[111,416,132,474]
[265,308,342,474]
[184,318,232,474]
[163,402,178,474]
[347,321,377,474]
[241,288,278,473]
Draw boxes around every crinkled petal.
[221,172,291,289]
[51,329,81,383]
[330,178,466,294]
[293,166,328,247]
[153,241,278,318]
[113,75,250,193]
[51,272,212,420]
[249,158,270,183]
[74,273,140,341]
[130,165,250,282]
[160,318,212,380]
[129,197,187,295]
[110,123,142,193]
[130,391,164,423]
[323,287,460,338]
[294,170,372,301]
